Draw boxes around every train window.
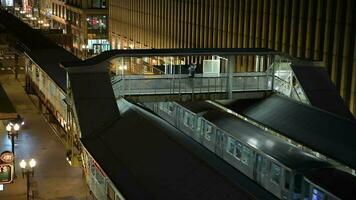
[260,156,268,173]
[167,102,174,115]
[158,102,174,115]
[235,141,242,159]
[183,112,190,127]
[226,137,242,159]
[159,102,164,110]
[241,145,253,166]
[284,170,291,189]
[204,124,212,141]
[312,188,325,200]
[196,118,202,132]
[227,137,236,155]
[270,163,281,185]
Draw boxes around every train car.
[150,101,354,200]
[200,110,332,200]
[303,168,356,200]
[148,101,219,142]
[173,101,220,142]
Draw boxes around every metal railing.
[112,72,272,98]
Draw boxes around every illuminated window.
[312,188,325,200]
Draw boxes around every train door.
[215,129,224,157]
[269,162,283,198]
[281,169,292,200]
[254,154,269,188]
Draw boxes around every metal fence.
[112,72,272,98]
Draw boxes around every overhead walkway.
[62,48,280,102]
[111,72,271,102]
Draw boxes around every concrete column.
[226,55,235,99]
[322,0,333,72]
[275,0,282,51]
[331,1,342,84]
[313,0,323,60]
[350,39,356,115]
[25,57,31,93]
[289,0,298,56]
[238,0,244,48]
[231,0,238,47]
[340,0,353,99]
[261,0,269,48]
[282,0,290,53]
[305,0,314,59]
[255,0,262,48]
[248,0,256,71]
[297,0,306,58]
[243,0,250,71]
[268,0,276,49]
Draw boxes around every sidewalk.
[0,74,88,200]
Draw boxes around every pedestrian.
[189,63,196,78]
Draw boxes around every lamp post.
[6,122,20,177]
[20,159,36,200]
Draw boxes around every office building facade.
[43,0,109,58]
[108,0,356,115]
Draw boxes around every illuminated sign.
[0,164,12,184]
[0,151,14,164]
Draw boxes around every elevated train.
[146,101,356,200]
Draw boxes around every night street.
[0,74,87,199]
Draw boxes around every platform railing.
[112,72,272,98]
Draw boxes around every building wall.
[109,0,356,115]
[46,0,108,58]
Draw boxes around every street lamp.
[20,159,36,200]
[6,122,20,177]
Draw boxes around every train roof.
[176,101,220,113]
[81,102,257,200]
[228,94,356,169]
[203,110,331,171]
[304,168,356,199]
[68,54,278,200]
[290,64,354,120]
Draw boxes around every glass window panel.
[196,117,202,132]
[312,188,325,200]
[241,145,253,165]
[204,124,212,140]
[271,163,281,184]
[235,141,242,159]
[183,112,189,127]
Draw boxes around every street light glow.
[6,124,12,132]
[13,123,20,131]
[29,159,36,168]
[20,159,26,169]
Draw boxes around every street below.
[0,74,87,200]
